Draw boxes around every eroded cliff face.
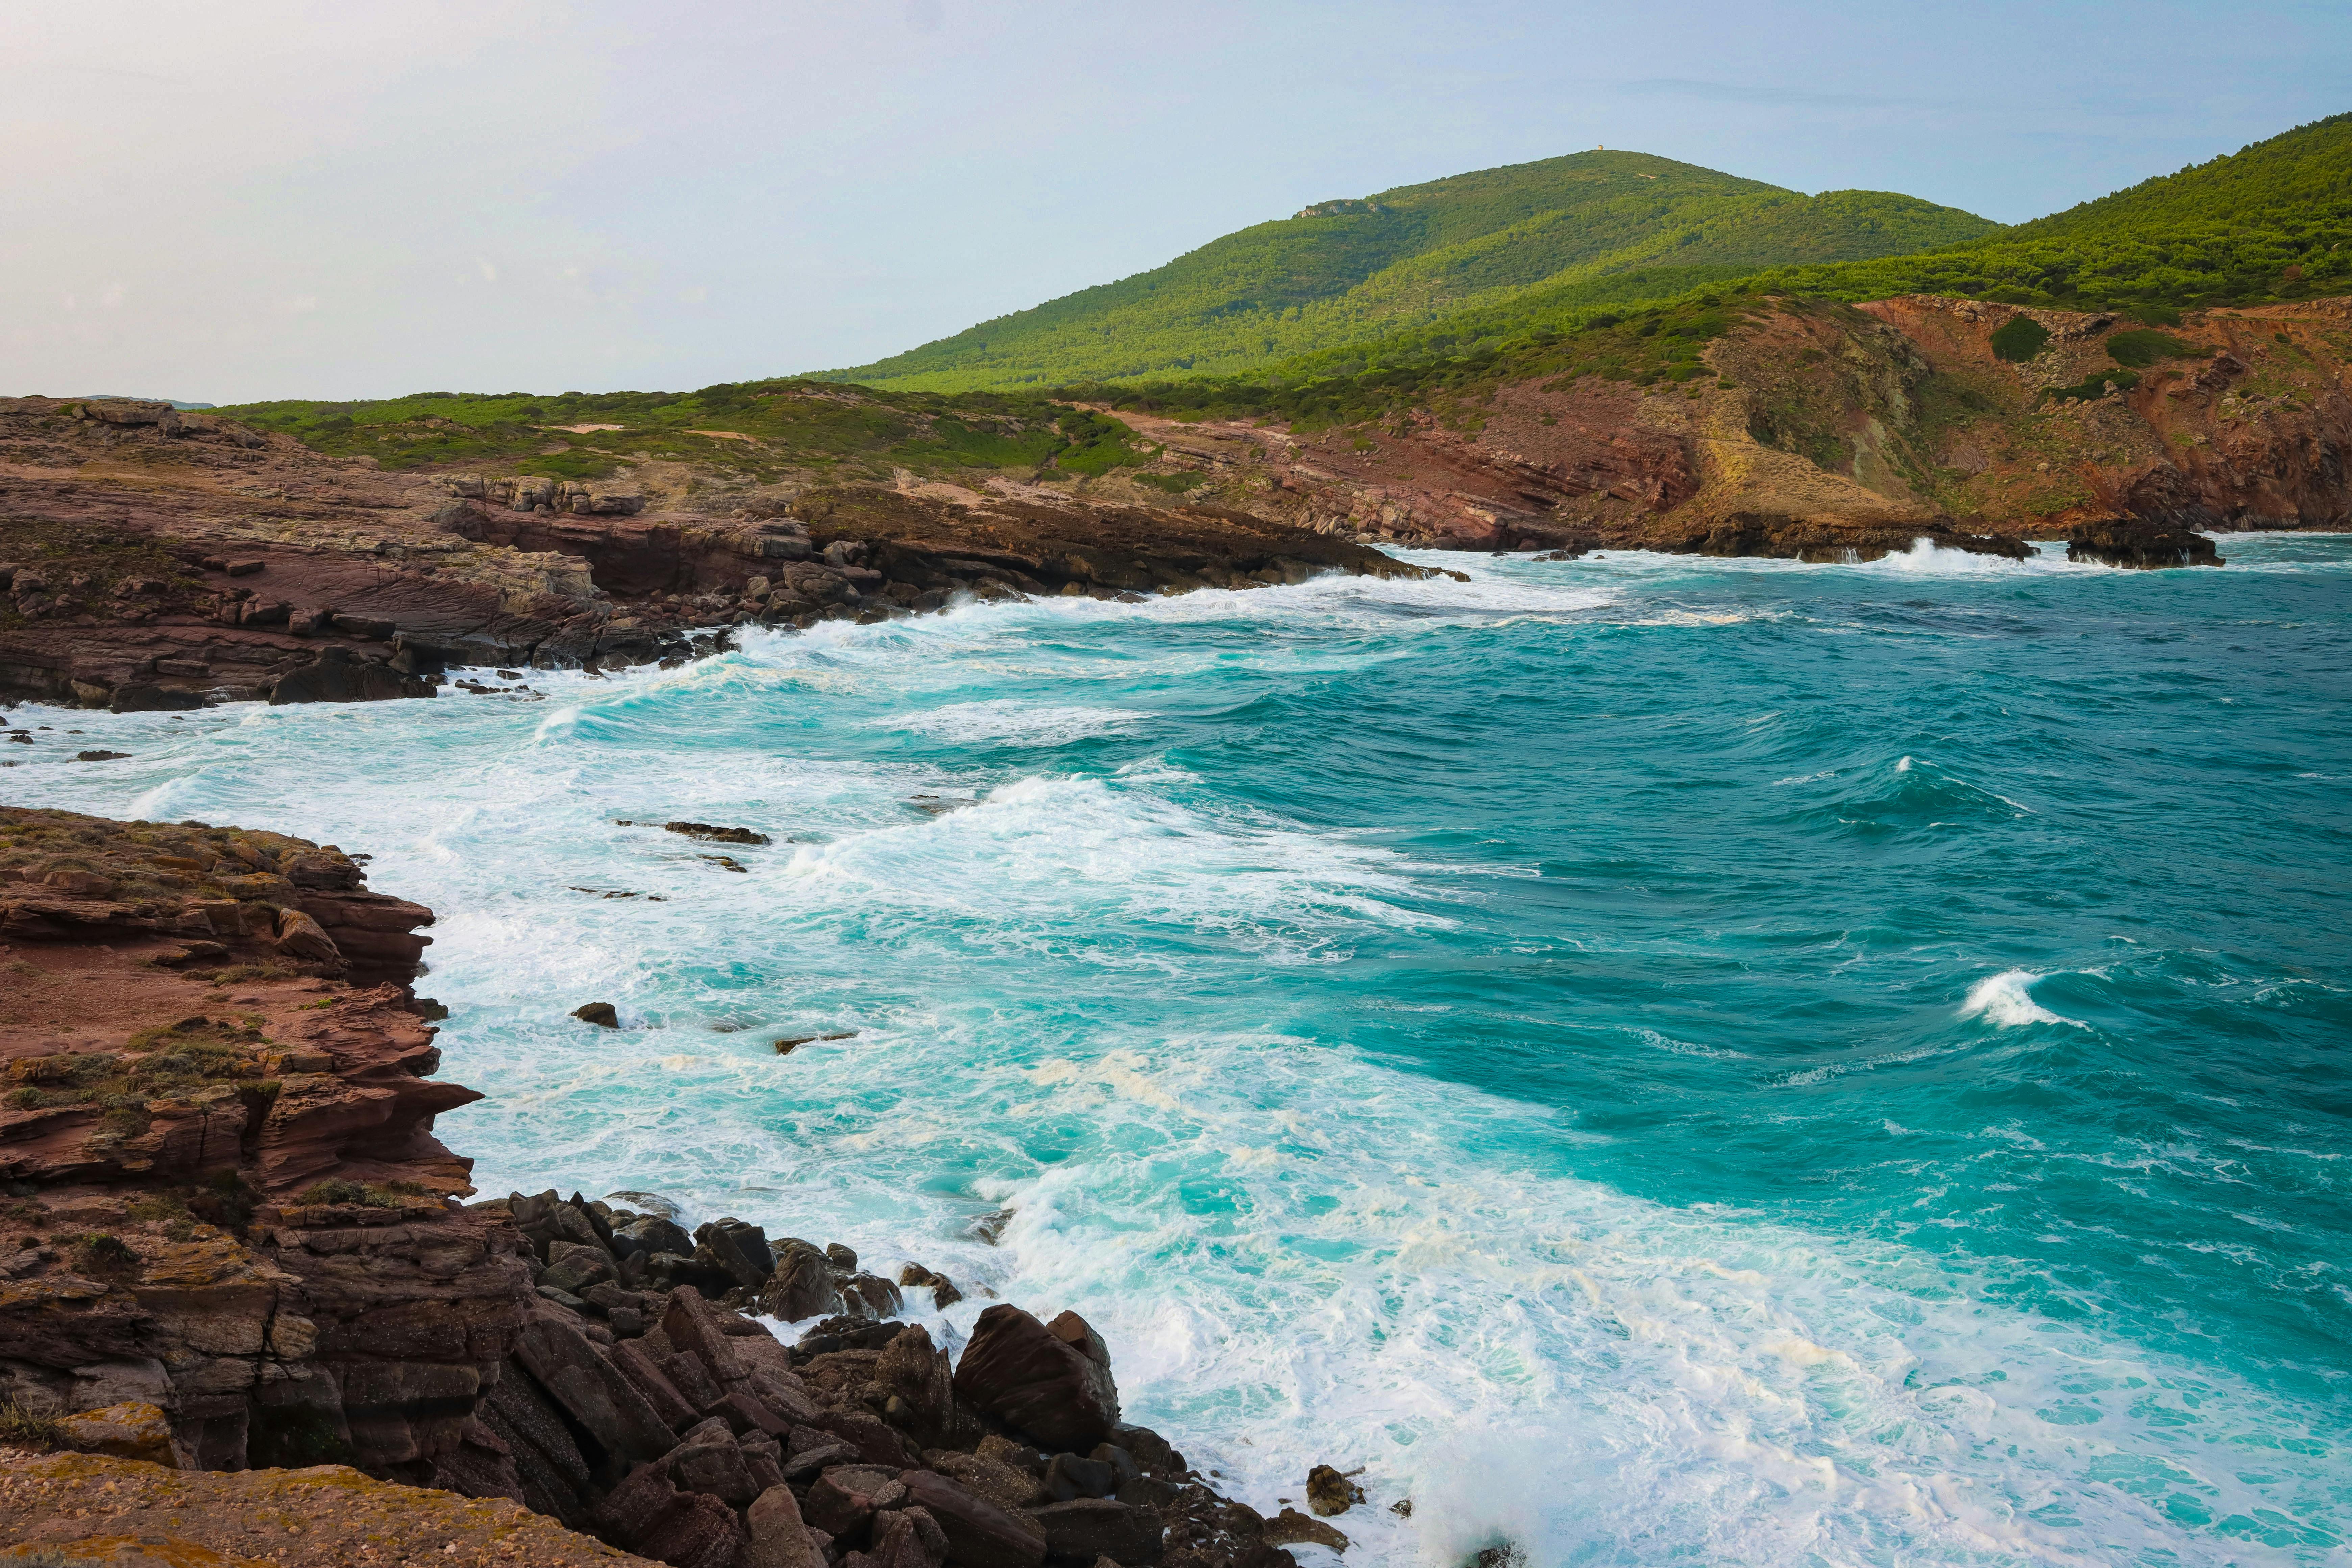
[0,806,501,1476]
[1,809,1340,1568]
[1086,295,2352,562]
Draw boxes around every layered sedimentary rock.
[0,396,1433,710]
[1,806,1310,1568]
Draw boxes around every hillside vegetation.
[824,151,1989,391]
[1050,112,2352,423]
[214,383,1156,484]
[1747,112,2352,309]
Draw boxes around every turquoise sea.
[11,536,2350,1566]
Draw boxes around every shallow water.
[9,536,2350,1566]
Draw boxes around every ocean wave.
[1961,969,2087,1029]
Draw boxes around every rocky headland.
[0,807,1358,1568]
[0,395,1433,713]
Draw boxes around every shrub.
[2105,328,2197,367]
[0,1398,66,1449]
[1990,316,2052,361]
[187,1169,260,1235]
[299,1177,370,1206]
[2044,368,2141,403]
[73,1233,139,1280]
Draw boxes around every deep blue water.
[11,536,2350,1566]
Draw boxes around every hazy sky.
[7,0,2346,403]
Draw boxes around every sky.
[6,0,2347,404]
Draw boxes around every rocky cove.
[0,806,1364,1568]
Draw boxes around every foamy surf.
[1961,969,2085,1028]
[6,530,2346,1567]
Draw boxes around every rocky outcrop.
[0,395,1437,710]
[2,805,1316,1568]
[2065,516,2225,568]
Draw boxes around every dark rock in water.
[774,1030,857,1055]
[1306,1463,1364,1517]
[1264,1506,1349,1551]
[109,682,203,713]
[75,749,132,761]
[899,1261,964,1308]
[761,1241,845,1321]
[271,646,437,704]
[615,1212,694,1261]
[665,820,773,844]
[952,1305,1122,1453]
[1026,1497,1163,1565]
[572,1001,619,1027]
[2065,516,2224,568]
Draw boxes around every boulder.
[1305,1464,1363,1518]
[924,1451,1046,1514]
[694,1217,775,1289]
[270,646,435,704]
[744,1483,829,1568]
[611,1338,698,1430]
[952,1305,1121,1452]
[667,1423,763,1506]
[55,1400,181,1467]
[759,1240,843,1320]
[542,1240,616,1296]
[1025,1498,1163,1565]
[509,1310,677,1464]
[1044,1451,1116,1501]
[107,683,203,714]
[807,1463,909,1538]
[872,1505,952,1568]
[2065,516,2224,568]
[898,1469,1047,1568]
[876,1323,971,1449]
[1264,1508,1349,1552]
[616,1213,695,1260]
[662,1285,752,1388]
[572,1001,619,1027]
[273,907,343,965]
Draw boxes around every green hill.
[1751,111,2352,308]
[824,151,1990,391]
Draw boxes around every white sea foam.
[875,699,1146,746]
[8,552,2342,1568]
[1960,969,2085,1028]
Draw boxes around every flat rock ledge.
[1,807,1313,1568]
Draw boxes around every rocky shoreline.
[0,396,1439,714]
[0,807,1363,1568]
